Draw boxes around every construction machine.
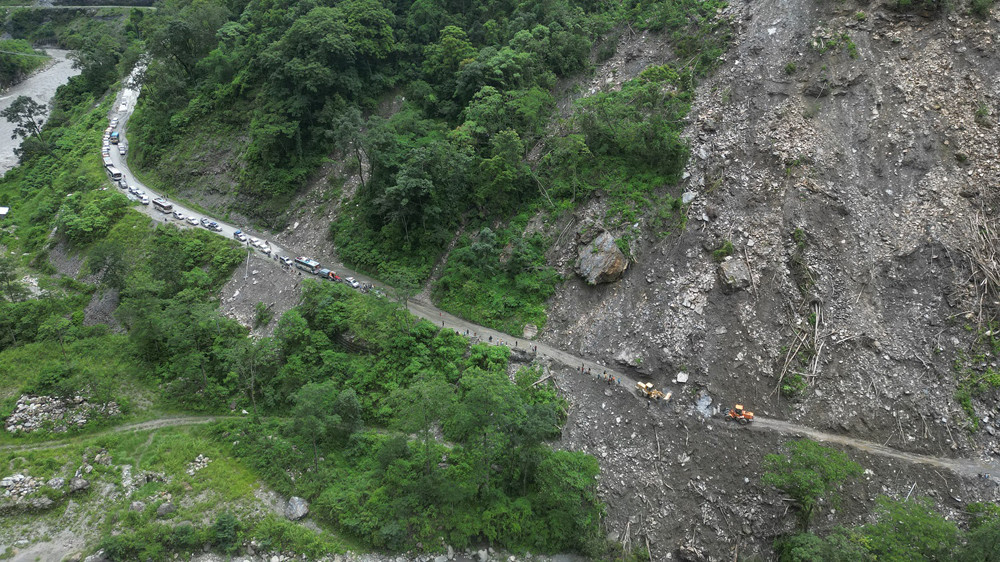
[727,404,754,424]
[636,382,670,402]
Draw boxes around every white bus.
[152,198,173,213]
[106,166,123,181]
[294,257,321,274]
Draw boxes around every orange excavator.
[727,404,754,424]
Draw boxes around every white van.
[106,166,123,181]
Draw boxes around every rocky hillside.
[533,0,1000,554]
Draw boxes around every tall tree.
[0,255,27,303]
[230,336,279,418]
[1,95,46,143]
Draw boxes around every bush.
[211,512,242,554]
[763,440,863,530]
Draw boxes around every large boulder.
[717,257,751,294]
[285,496,308,520]
[575,231,629,285]
[156,502,176,518]
[69,478,90,493]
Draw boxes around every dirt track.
[0,416,222,452]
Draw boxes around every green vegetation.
[975,102,993,128]
[762,440,863,530]
[0,40,48,89]
[789,228,815,295]
[766,442,998,561]
[433,223,560,333]
[971,0,996,16]
[208,280,603,553]
[784,62,798,75]
[712,239,735,262]
[0,58,604,555]
[118,0,731,330]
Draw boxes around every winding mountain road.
[97,72,1000,482]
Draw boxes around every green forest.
[0,39,48,89]
[119,0,729,330]
[0,7,603,557]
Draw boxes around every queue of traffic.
[289,256,369,292]
[99,105,377,296]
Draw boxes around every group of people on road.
[579,364,621,386]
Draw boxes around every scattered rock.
[575,231,629,285]
[186,454,212,476]
[47,477,66,489]
[285,496,309,520]
[30,497,54,510]
[4,395,120,434]
[129,501,145,512]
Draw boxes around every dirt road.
[0,416,222,452]
[103,76,1000,484]
[752,417,1000,479]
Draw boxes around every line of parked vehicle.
[289,255,377,294]
[100,103,379,297]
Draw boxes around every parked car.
[110,118,119,129]
[173,211,185,220]
[234,230,248,242]
[128,186,139,195]
[200,218,211,228]
[118,145,127,156]
[140,196,150,205]
[117,179,127,189]
[208,221,222,232]
[318,268,332,279]
[280,256,293,267]
[345,277,360,289]
[187,216,199,226]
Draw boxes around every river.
[0,48,79,175]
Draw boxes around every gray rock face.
[576,231,628,285]
[285,496,308,520]
[47,477,65,489]
[82,550,107,562]
[156,501,176,517]
[717,257,751,294]
[69,477,90,493]
[129,501,145,512]
[29,497,54,510]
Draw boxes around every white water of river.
[0,48,80,175]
